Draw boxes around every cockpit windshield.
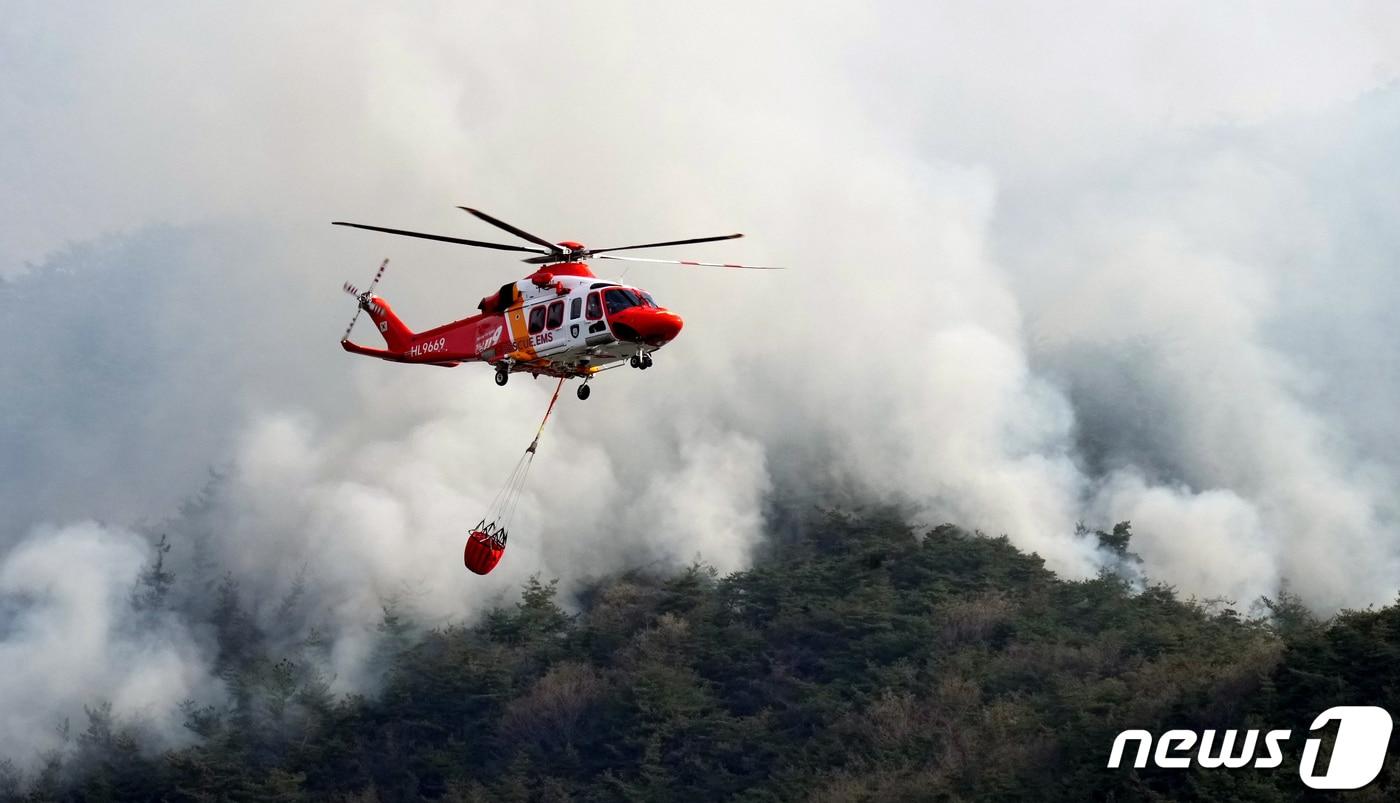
[604,288,644,315]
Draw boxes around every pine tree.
[132,533,176,611]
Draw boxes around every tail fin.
[364,296,414,352]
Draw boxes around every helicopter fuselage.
[341,262,683,380]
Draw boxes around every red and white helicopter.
[334,207,780,400]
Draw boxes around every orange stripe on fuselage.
[505,301,537,361]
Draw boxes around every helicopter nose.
[611,308,684,345]
[649,310,684,342]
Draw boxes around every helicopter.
[334,207,780,400]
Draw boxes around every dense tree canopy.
[3,507,1397,801]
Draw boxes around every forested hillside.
[4,507,1397,801]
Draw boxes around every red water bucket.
[465,529,506,575]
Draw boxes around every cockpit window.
[639,292,658,308]
[604,288,644,315]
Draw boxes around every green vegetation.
[5,507,1398,801]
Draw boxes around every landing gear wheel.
[641,354,654,369]
[629,355,641,368]
[494,366,509,386]
[576,383,591,401]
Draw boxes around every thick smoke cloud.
[3,0,1400,769]
[0,523,209,764]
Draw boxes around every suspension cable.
[480,377,566,535]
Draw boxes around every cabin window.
[546,300,565,329]
[570,297,582,319]
[604,288,643,315]
[585,292,602,320]
[528,305,546,334]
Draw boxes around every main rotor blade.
[332,222,549,254]
[457,207,562,253]
[596,254,784,270]
[589,233,744,255]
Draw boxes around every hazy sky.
[3,0,1400,767]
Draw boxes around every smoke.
[1002,110,1400,608]
[3,0,1400,769]
[0,523,209,764]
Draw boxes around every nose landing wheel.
[630,352,654,370]
[576,382,591,400]
[494,364,510,386]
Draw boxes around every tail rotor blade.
[362,257,389,298]
[341,294,364,342]
[341,259,389,341]
[595,254,784,270]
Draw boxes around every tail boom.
[342,296,509,367]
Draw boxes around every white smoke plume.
[3,0,1400,769]
[0,523,209,764]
